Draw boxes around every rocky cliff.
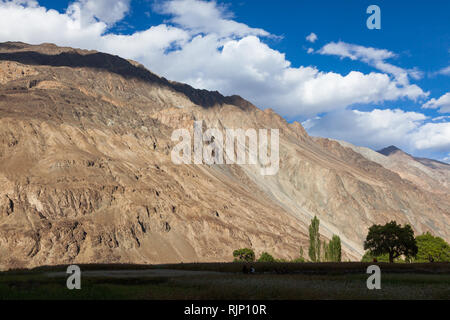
[0,42,448,270]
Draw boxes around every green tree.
[327,235,342,262]
[308,216,321,262]
[257,252,275,262]
[322,240,328,261]
[415,232,450,262]
[364,221,418,263]
[233,248,255,262]
[299,247,304,260]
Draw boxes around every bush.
[233,248,255,262]
[361,251,391,262]
[361,251,405,263]
[257,252,275,262]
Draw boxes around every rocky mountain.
[0,42,449,270]
[334,141,450,194]
[377,145,450,193]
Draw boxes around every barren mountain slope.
[0,42,448,270]
[378,146,450,192]
[334,140,450,194]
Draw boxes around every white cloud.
[67,0,131,26]
[422,93,450,113]
[318,41,424,85]
[304,108,427,151]
[441,154,450,164]
[0,0,429,119]
[306,32,317,43]
[437,66,450,76]
[433,115,450,121]
[137,33,425,117]
[320,41,395,61]
[0,0,108,48]
[155,0,269,38]
[306,48,314,54]
[411,122,450,152]
[305,108,450,154]
[5,0,37,6]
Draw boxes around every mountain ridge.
[0,42,448,270]
[336,140,450,194]
[0,41,255,111]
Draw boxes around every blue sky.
[0,0,449,161]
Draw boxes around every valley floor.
[1,263,449,300]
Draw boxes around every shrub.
[257,252,275,262]
[233,248,255,262]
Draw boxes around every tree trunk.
[389,252,394,263]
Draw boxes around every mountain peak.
[0,41,449,270]
[377,145,403,156]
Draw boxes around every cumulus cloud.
[0,0,108,48]
[0,0,429,119]
[304,108,427,151]
[304,108,450,154]
[155,0,269,38]
[411,122,450,152]
[141,34,426,117]
[67,0,131,26]
[423,93,450,113]
[318,41,424,85]
[306,32,317,43]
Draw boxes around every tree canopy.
[326,235,342,262]
[308,216,321,262]
[364,221,418,263]
[415,232,450,262]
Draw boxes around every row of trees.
[233,217,449,263]
[308,216,342,262]
[363,221,450,263]
[233,215,342,263]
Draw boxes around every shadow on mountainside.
[0,46,253,110]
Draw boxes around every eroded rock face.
[0,42,448,270]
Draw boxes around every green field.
[1,263,449,300]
